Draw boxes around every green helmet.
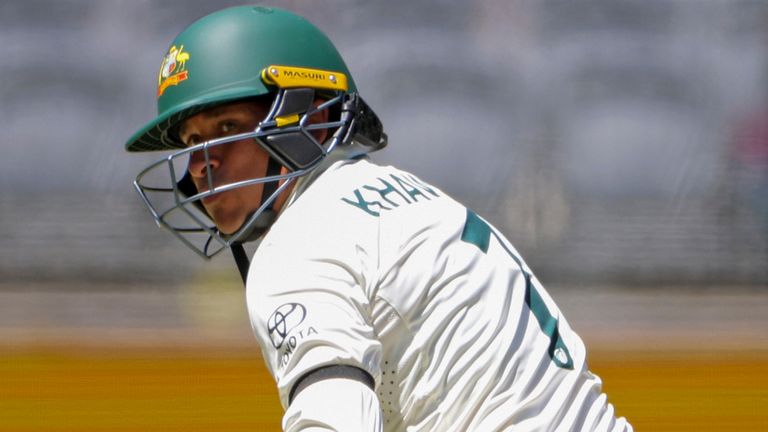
[126,6,361,152]
[126,6,386,260]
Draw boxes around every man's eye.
[221,121,238,134]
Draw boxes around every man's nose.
[187,149,221,178]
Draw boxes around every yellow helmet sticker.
[261,65,348,91]
[275,113,300,127]
[157,45,191,97]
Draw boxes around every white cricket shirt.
[247,158,631,431]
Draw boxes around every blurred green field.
[0,346,765,431]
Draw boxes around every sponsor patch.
[267,303,307,349]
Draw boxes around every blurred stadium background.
[1,0,766,430]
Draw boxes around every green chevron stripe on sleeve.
[461,209,491,253]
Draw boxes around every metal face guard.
[133,89,353,259]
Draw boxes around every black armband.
[289,364,375,405]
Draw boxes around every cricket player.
[125,6,632,431]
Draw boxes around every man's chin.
[211,212,246,236]
[216,221,244,236]
[213,211,261,239]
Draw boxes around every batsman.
[126,6,632,431]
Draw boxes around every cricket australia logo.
[267,303,307,349]
[157,44,190,96]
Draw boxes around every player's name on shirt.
[341,173,440,217]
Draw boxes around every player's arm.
[283,365,382,432]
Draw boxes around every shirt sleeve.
[245,161,384,415]
[283,377,383,432]
[246,238,382,410]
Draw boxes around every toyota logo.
[267,303,307,349]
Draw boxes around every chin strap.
[231,242,251,286]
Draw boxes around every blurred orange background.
[1,280,765,431]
